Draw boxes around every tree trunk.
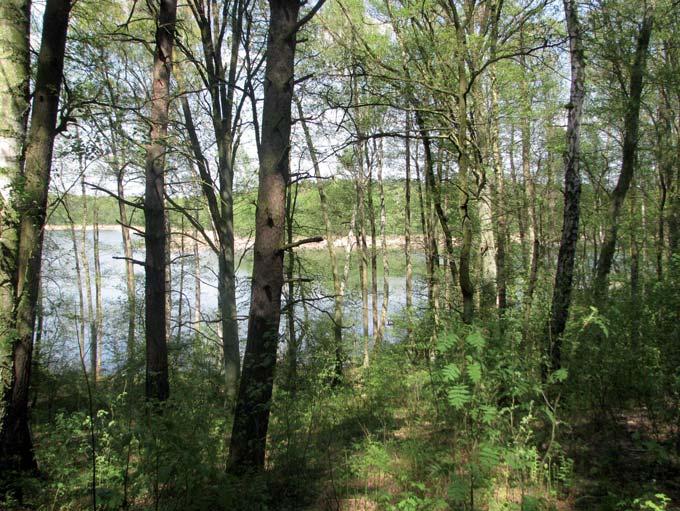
[376,139,389,346]
[0,0,70,472]
[227,0,302,473]
[179,89,240,401]
[80,177,97,381]
[116,164,136,363]
[415,111,457,308]
[181,0,244,401]
[490,80,507,314]
[295,96,343,379]
[144,0,177,402]
[0,0,30,468]
[593,13,653,299]
[546,0,586,372]
[356,143,371,367]
[414,150,437,313]
[66,200,87,364]
[520,69,540,325]
[193,230,201,345]
[365,141,379,347]
[509,128,529,274]
[630,187,640,349]
[284,181,298,388]
[404,112,414,338]
[176,218,185,344]
[456,37,474,324]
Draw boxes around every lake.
[39,228,428,372]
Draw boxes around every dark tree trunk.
[490,82,508,315]
[415,111,458,299]
[0,0,70,472]
[593,13,653,299]
[144,0,177,402]
[546,0,585,372]
[227,0,302,473]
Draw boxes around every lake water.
[40,229,428,371]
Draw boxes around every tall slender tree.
[593,10,654,298]
[144,0,177,402]
[546,0,586,372]
[0,0,31,470]
[227,0,324,473]
[0,0,71,472]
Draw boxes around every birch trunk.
[376,139,389,346]
[546,0,586,371]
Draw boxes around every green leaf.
[436,332,458,353]
[441,363,461,382]
[479,444,502,470]
[480,404,498,424]
[550,368,569,383]
[467,361,482,383]
[447,384,471,409]
[448,477,468,504]
[465,330,486,351]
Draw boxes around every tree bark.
[546,0,586,372]
[227,0,304,473]
[593,13,654,299]
[376,139,389,346]
[355,136,371,367]
[404,112,414,337]
[415,111,457,307]
[490,80,507,314]
[65,199,87,365]
[193,228,201,345]
[456,39,474,324]
[0,0,30,469]
[519,56,540,326]
[144,0,177,402]
[284,181,298,388]
[116,163,136,363]
[80,177,97,381]
[0,0,70,472]
[365,143,379,346]
[178,0,247,401]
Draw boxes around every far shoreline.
[45,224,428,252]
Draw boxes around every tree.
[0,0,71,472]
[546,0,586,372]
[593,7,654,299]
[144,0,178,402]
[176,0,253,401]
[0,0,31,471]
[227,0,324,473]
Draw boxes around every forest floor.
[300,396,680,511]
[567,411,680,510]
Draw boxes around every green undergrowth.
[7,265,680,510]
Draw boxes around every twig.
[278,235,323,253]
[113,256,146,267]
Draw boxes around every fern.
[447,384,471,409]
[441,363,461,382]
[467,361,482,384]
[465,330,486,351]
